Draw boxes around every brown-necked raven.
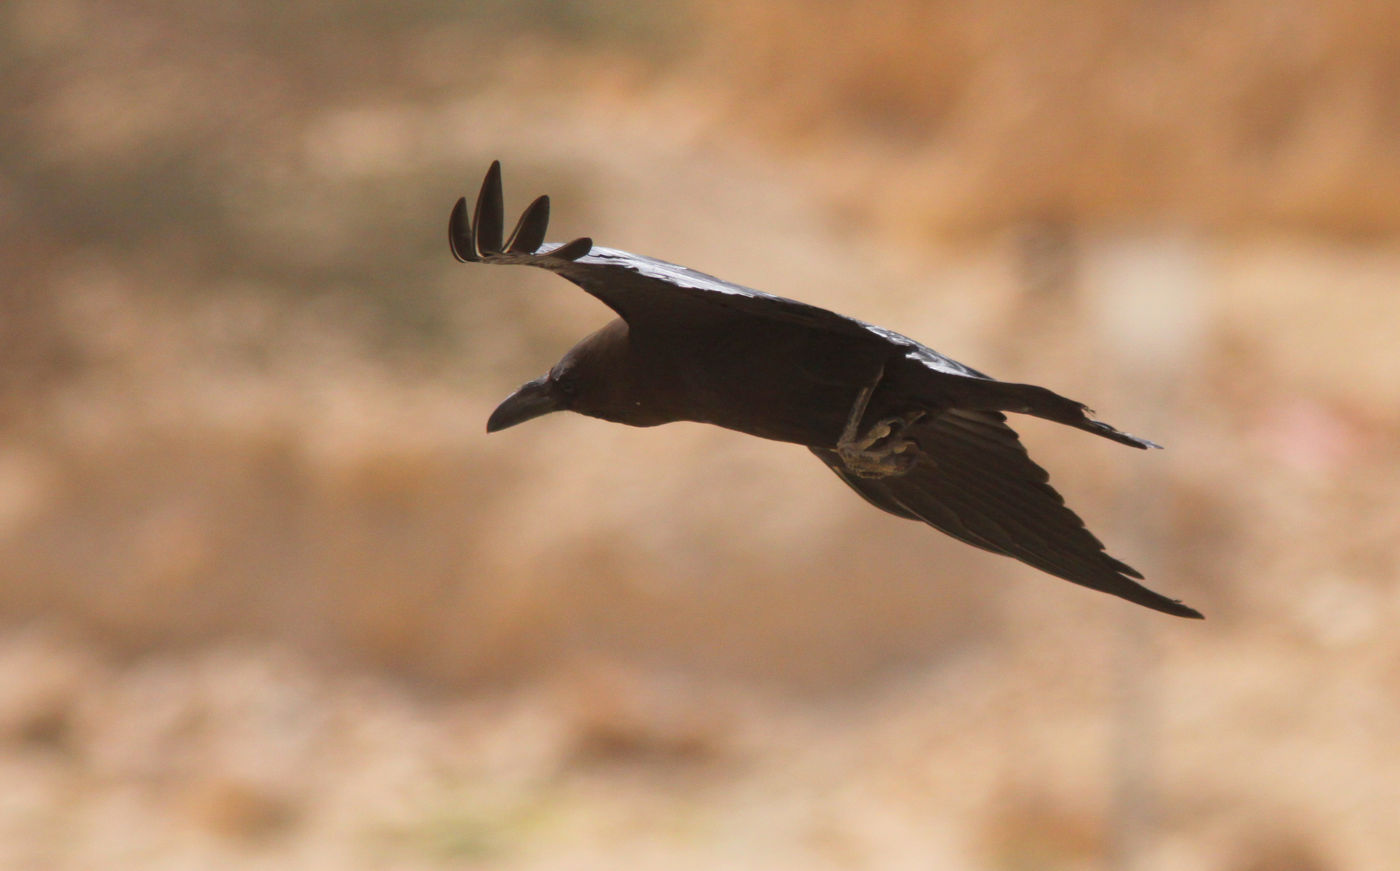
[451,162,1200,619]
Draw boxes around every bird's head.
[487,319,666,432]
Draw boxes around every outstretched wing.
[811,408,1201,618]
[450,162,911,343]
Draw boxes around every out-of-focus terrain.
[2,1,1398,868]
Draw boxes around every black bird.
[451,162,1201,619]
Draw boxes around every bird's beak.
[486,375,563,432]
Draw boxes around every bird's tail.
[956,380,1162,449]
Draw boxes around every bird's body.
[453,162,1201,619]
[560,291,884,446]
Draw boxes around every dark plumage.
[451,162,1201,619]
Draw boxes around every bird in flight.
[450,162,1201,618]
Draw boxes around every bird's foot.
[836,364,924,477]
[837,412,925,478]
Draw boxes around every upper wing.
[450,162,943,350]
[450,167,1155,448]
[811,408,1201,618]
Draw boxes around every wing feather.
[506,195,550,254]
[450,163,925,345]
[812,409,1200,617]
[473,160,506,257]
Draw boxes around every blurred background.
[2,1,1398,868]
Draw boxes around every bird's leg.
[836,365,925,478]
[838,366,880,449]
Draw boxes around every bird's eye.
[554,373,579,398]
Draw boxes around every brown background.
[2,1,1397,868]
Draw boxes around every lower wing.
[810,407,1201,618]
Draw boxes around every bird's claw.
[837,413,924,478]
[835,364,922,477]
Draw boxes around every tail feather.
[957,380,1162,449]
